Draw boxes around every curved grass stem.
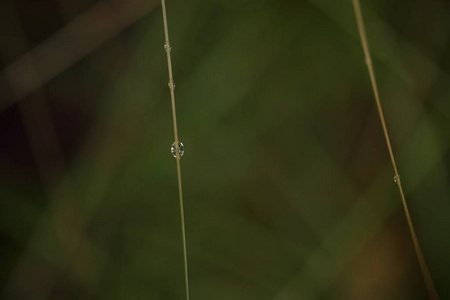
[352,1,440,299]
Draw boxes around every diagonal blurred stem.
[352,1,439,299]
[272,111,448,299]
[0,2,96,296]
[0,0,159,112]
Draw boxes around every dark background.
[0,0,449,299]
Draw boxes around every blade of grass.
[160,1,190,299]
[352,1,439,299]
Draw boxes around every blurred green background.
[0,0,449,299]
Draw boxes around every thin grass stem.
[160,1,190,299]
[351,1,439,299]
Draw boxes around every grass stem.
[352,1,440,298]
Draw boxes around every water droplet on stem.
[171,141,184,158]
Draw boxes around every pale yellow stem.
[352,1,439,299]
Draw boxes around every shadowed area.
[0,0,449,299]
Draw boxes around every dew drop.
[171,141,184,158]
[168,82,176,90]
[164,44,172,52]
[394,175,401,183]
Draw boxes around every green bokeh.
[0,0,449,299]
